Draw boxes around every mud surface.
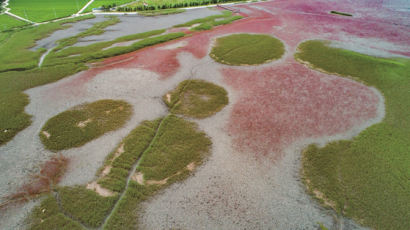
[1,0,409,229]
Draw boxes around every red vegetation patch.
[9,155,69,202]
[223,60,380,157]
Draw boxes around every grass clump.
[164,79,229,118]
[210,33,285,65]
[58,186,118,227]
[40,100,132,151]
[296,40,410,230]
[330,11,353,17]
[98,119,161,192]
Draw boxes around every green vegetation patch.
[58,186,118,227]
[330,11,353,17]
[0,14,30,32]
[9,0,89,22]
[40,100,132,151]
[137,8,186,16]
[210,33,285,65]
[164,79,229,118]
[296,40,410,230]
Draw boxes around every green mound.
[210,33,285,65]
[164,79,229,118]
[40,100,132,151]
[296,40,410,230]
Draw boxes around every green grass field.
[9,0,90,22]
[296,40,410,230]
[137,8,185,16]
[210,33,285,65]
[0,14,30,31]
[85,0,136,12]
[164,79,229,118]
[40,100,132,151]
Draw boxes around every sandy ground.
[0,0,408,229]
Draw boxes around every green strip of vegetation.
[210,33,285,65]
[54,16,120,51]
[330,11,353,17]
[58,186,118,227]
[296,40,410,230]
[164,79,229,118]
[174,10,232,27]
[43,32,186,67]
[191,15,243,31]
[99,119,161,192]
[49,29,165,59]
[137,8,186,16]
[40,100,132,151]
